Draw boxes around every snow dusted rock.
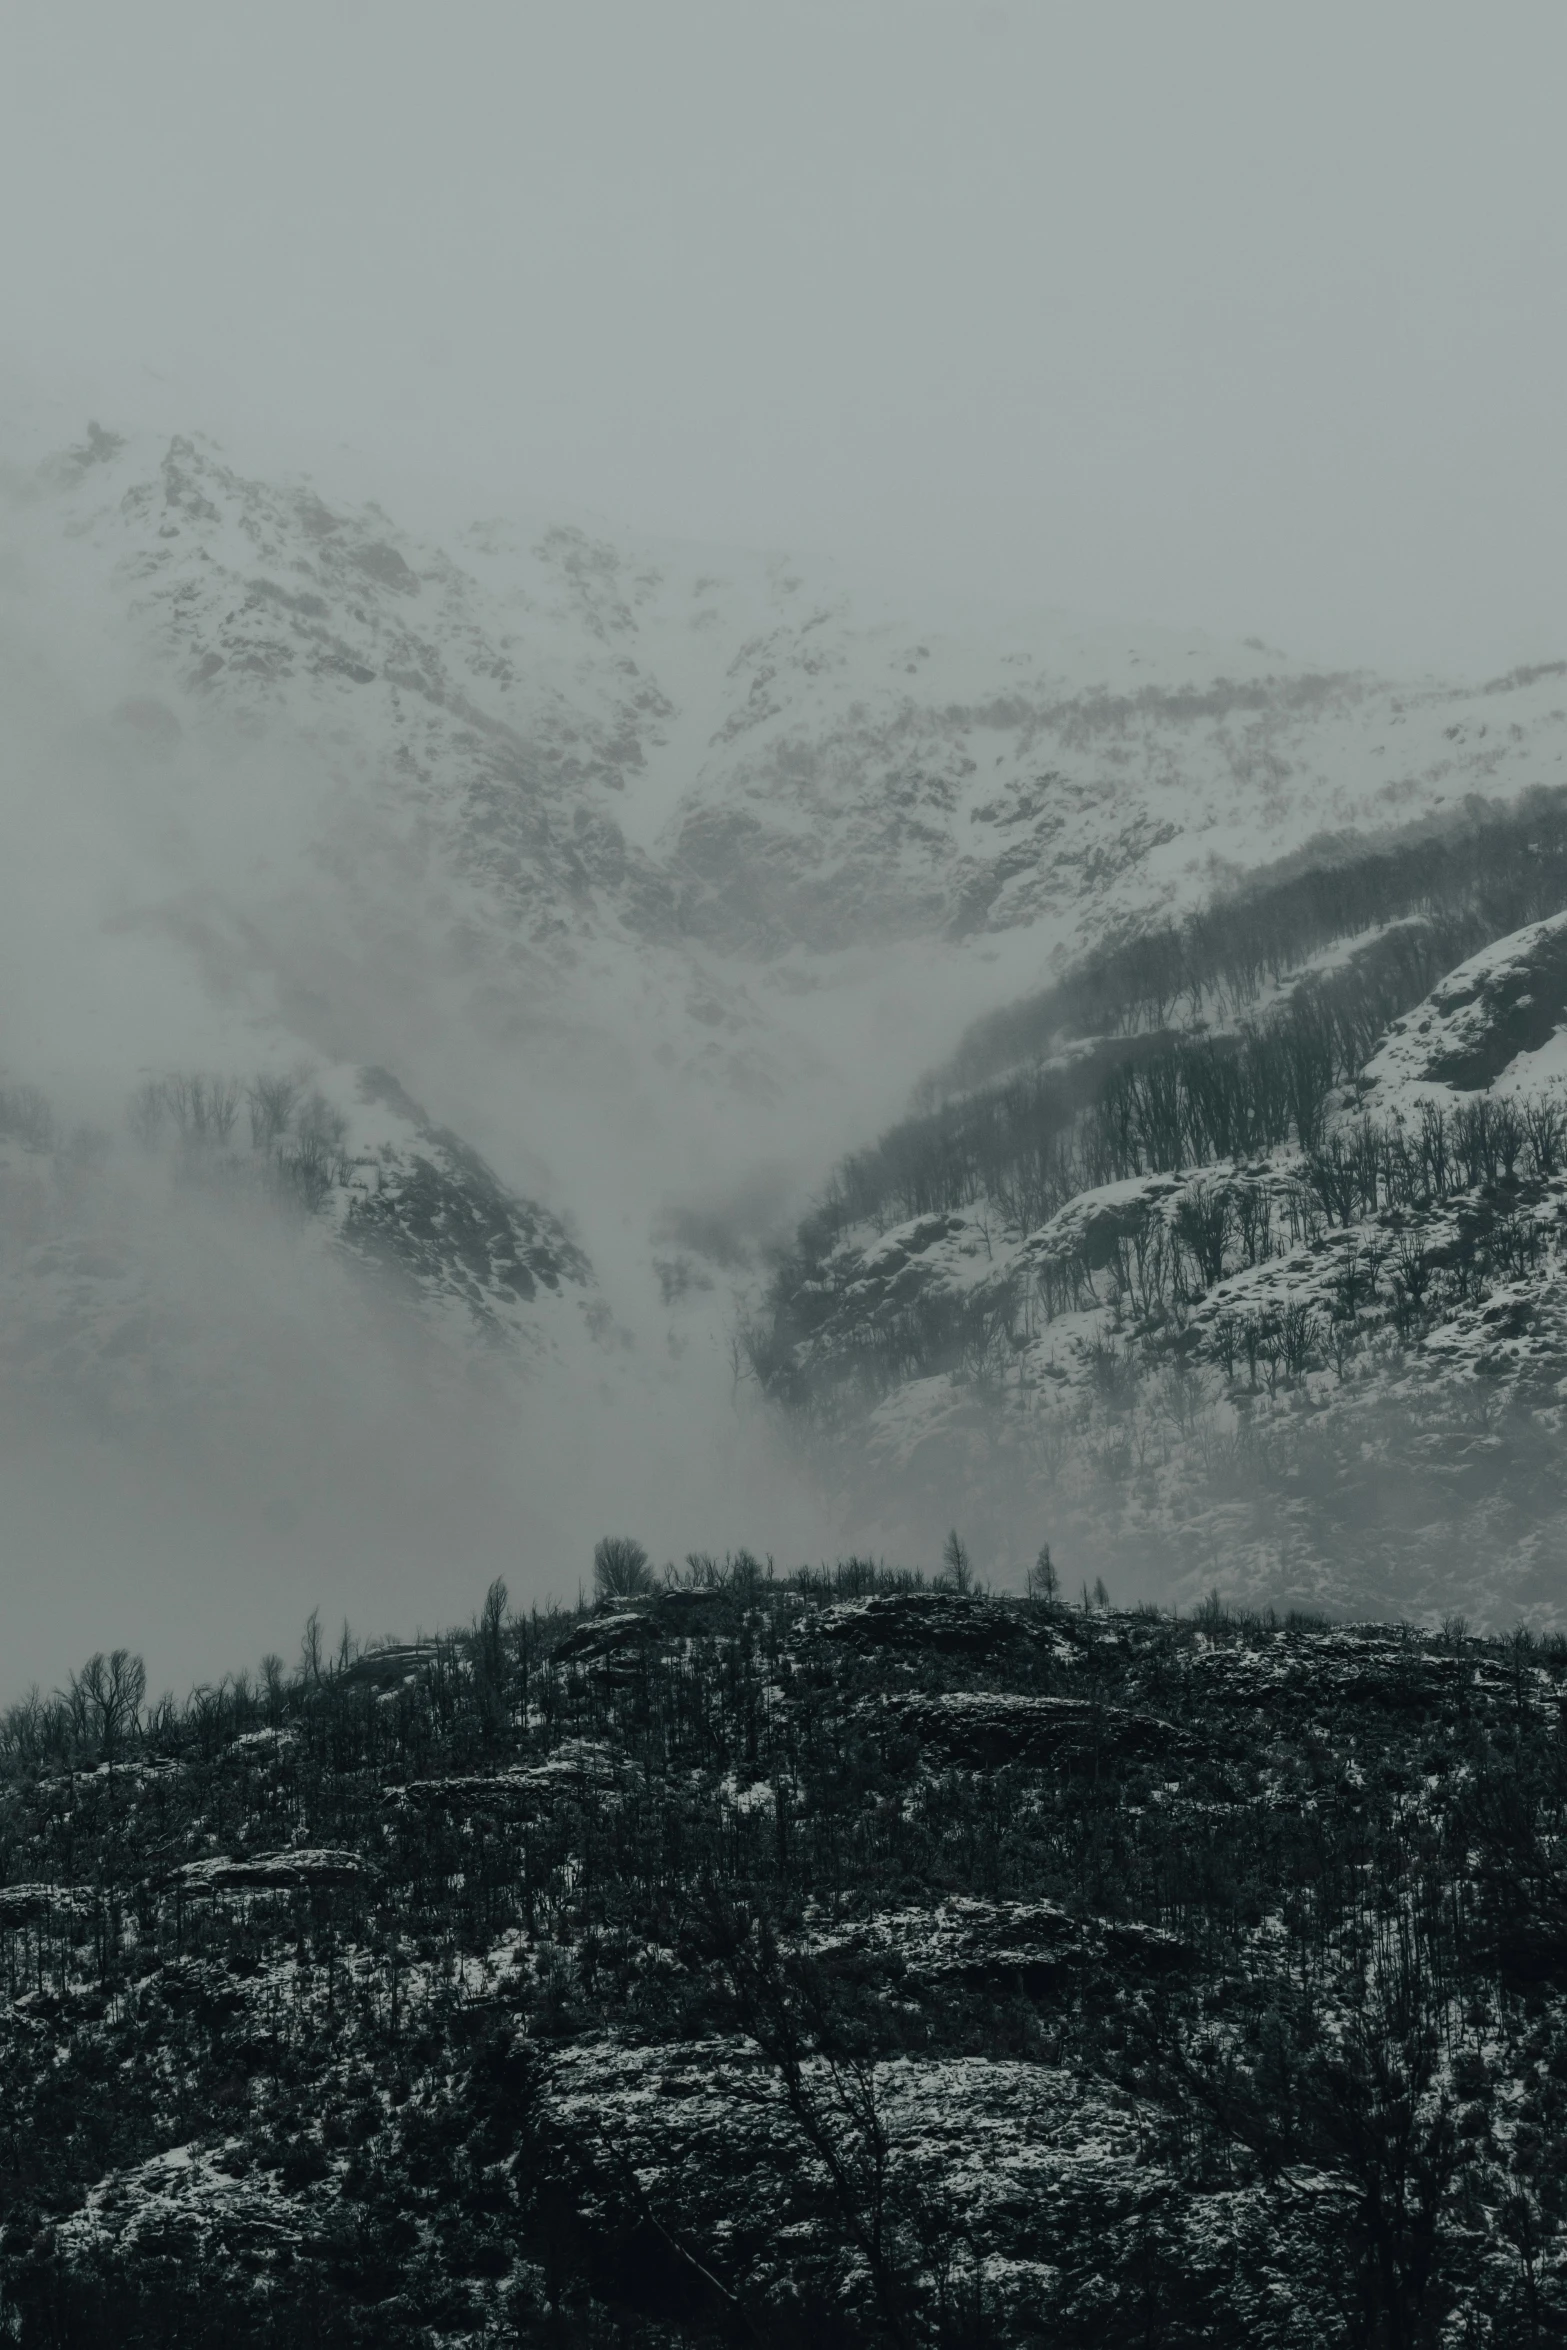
[802,1591,1048,1657]
[889,1689,1188,1768]
[1022,1172,1185,1278]
[59,2139,315,2270]
[0,1883,95,1928]
[553,1610,662,1667]
[168,1849,369,1892]
[338,1066,590,1335]
[402,1738,627,1814]
[1180,1622,1550,1714]
[1360,910,1567,1105]
[336,1641,443,1689]
[801,1895,1189,1985]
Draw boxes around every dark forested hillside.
[737,796,1567,1621]
[816,790,1567,1255]
[933,788,1567,1098]
[4,1563,1567,2345]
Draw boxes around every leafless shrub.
[1491,1210,1543,1282]
[1332,1247,1380,1320]
[1240,1314,1265,1391]
[1392,1233,1432,1311]
[1306,1134,1360,1227]
[1234,1185,1274,1267]
[1088,1336,1139,1408]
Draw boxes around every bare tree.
[473,1577,510,1724]
[705,1900,921,2349]
[593,1537,653,1600]
[206,1077,241,1145]
[1212,1311,1240,1383]
[248,1072,299,1154]
[66,1650,146,1764]
[1027,1542,1058,1604]
[1523,1091,1567,1181]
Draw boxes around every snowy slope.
[13,420,1567,978]
[1359,912,1567,1106]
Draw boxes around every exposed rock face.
[1361,910,1567,1097]
[803,1590,1051,1657]
[168,1850,369,1893]
[888,1687,1188,1767]
[342,1068,590,1330]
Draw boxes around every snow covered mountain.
[16,420,1567,973]
[6,412,1567,1661]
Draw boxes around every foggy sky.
[4,0,1565,676]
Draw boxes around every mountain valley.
[5,418,1567,1656]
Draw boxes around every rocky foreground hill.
[2,1565,1566,2345]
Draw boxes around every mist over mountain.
[4,415,1567,1693]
